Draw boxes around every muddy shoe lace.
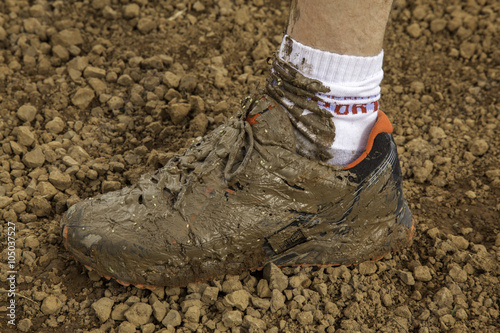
[148,97,259,213]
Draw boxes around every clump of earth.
[0,0,499,332]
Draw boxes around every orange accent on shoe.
[344,110,393,170]
[62,225,68,250]
[246,113,261,125]
[116,279,130,287]
[135,284,157,290]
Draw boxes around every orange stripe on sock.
[344,110,393,169]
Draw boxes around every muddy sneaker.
[61,59,414,288]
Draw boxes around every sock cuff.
[278,35,384,97]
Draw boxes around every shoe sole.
[62,218,415,290]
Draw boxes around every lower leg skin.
[287,0,394,56]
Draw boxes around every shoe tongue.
[246,94,296,151]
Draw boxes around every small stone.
[448,265,468,283]
[111,303,130,321]
[440,314,456,329]
[256,279,272,298]
[16,126,36,146]
[91,0,110,10]
[168,103,191,124]
[179,73,198,93]
[68,145,90,163]
[244,315,267,330]
[124,302,153,326]
[84,66,106,79]
[0,196,13,209]
[222,310,243,328]
[51,29,84,46]
[397,270,415,285]
[152,300,167,322]
[117,74,134,86]
[406,23,422,38]
[429,126,446,139]
[297,311,314,325]
[52,45,70,60]
[41,295,63,315]
[30,196,52,217]
[460,41,476,59]
[184,306,200,323]
[88,78,107,95]
[117,321,136,333]
[123,3,140,18]
[193,1,205,12]
[288,273,308,289]
[395,305,412,319]
[263,263,288,291]
[23,146,45,168]
[162,310,182,327]
[190,113,208,136]
[17,104,38,122]
[455,308,468,320]
[449,235,469,250]
[251,296,270,310]
[18,318,32,332]
[414,266,432,282]
[469,139,489,156]
[434,287,453,308]
[430,18,447,33]
[235,7,251,26]
[102,180,121,193]
[91,297,114,323]
[163,71,180,88]
[358,261,377,275]
[72,87,95,109]
[201,286,219,304]
[137,18,157,34]
[413,160,433,183]
[180,299,202,313]
[314,282,328,297]
[270,289,285,313]
[24,235,40,249]
[410,81,425,94]
[49,168,72,190]
[0,27,7,42]
[108,96,124,110]
[45,117,65,134]
[224,290,250,311]
[251,39,270,60]
[62,155,79,167]
[142,323,155,333]
[102,6,119,20]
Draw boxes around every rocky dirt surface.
[0,0,499,332]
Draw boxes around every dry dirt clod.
[92,297,115,323]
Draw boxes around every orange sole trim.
[345,110,393,169]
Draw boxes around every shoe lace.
[150,96,258,212]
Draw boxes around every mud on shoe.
[61,66,414,287]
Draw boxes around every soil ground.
[0,0,499,332]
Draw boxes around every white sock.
[278,35,384,165]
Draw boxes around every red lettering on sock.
[352,104,367,115]
[334,105,349,115]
